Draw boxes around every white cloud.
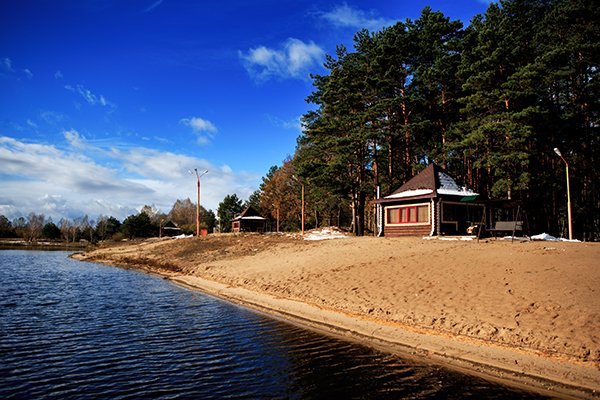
[180,117,218,145]
[0,135,259,221]
[40,110,65,126]
[154,136,171,144]
[55,71,63,79]
[0,136,149,198]
[27,119,37,128]
[266,114,302,132]
[239,38,325,83]
[4,121,23,131]
[74,84,116,107]
[62,129,88,149]
[38,194,67,215]
[143,0,163,13]
[0,57,34,79]
[320,3,397,31]
[1,57,13,72]
[180,117,217,133]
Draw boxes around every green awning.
[460,195,479,202]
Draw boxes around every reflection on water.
[0,250,547,399]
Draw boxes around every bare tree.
[26,212,45,241]
[141,204,161,223]
[59,218,73,243]
[168,198,197,226]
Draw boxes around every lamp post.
[189,169,208,237]
[273,204,280,233]
[553,148,572,240]
[291,175,304,235]
[301,181,304,235]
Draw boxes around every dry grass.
[85,233,308,274]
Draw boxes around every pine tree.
[217,194,244,233]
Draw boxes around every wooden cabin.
[371,164,485,237]
[161,221,181,237]
[231,206,267,233]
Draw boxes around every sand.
[71,232,600,398]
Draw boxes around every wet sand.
[71,233,600,398]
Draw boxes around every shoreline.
[168,274,598,399]
[70,233,600,398]
[0,240,91,250]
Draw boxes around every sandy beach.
[71,232,600,398]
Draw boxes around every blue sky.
[1,0,491,222]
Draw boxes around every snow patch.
[531,233,580,242]
[173,234,194,239]
[303,227,349,241]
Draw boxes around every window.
[386,204,429,225]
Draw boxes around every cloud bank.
[0,135,259,222]
[320,3,397,31]
[239,38,325,83]
[180,117,218,145]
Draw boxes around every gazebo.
[161,221,181,237]
[230,206,267,233]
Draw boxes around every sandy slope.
[72,233,600,396]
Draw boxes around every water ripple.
[0,250,548,399]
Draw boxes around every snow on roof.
[385,164,478,199]
[385,189,434,199]
[231,205,267,221]
[436,187,478,196]
[437,170,478,196]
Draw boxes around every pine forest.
[272,0,599,240]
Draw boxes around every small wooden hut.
[161,221,181,237]
[231,206,267,233]
[370,164,485,237]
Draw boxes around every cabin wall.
[379,198,484,237]
[382,201,433,237]
[383,224,432,237]
[236,220,266,233]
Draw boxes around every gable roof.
[230,205,267,222]
[373,164,478,203]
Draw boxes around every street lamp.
[189,169,208,237]
[300,180,304,235]
[273,203,280,233]
[553,148,572,240]
[291,175,304,235]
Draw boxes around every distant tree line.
[0,198,217,242]
[1,190,294,241]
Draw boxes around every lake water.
[0,250,547,399]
